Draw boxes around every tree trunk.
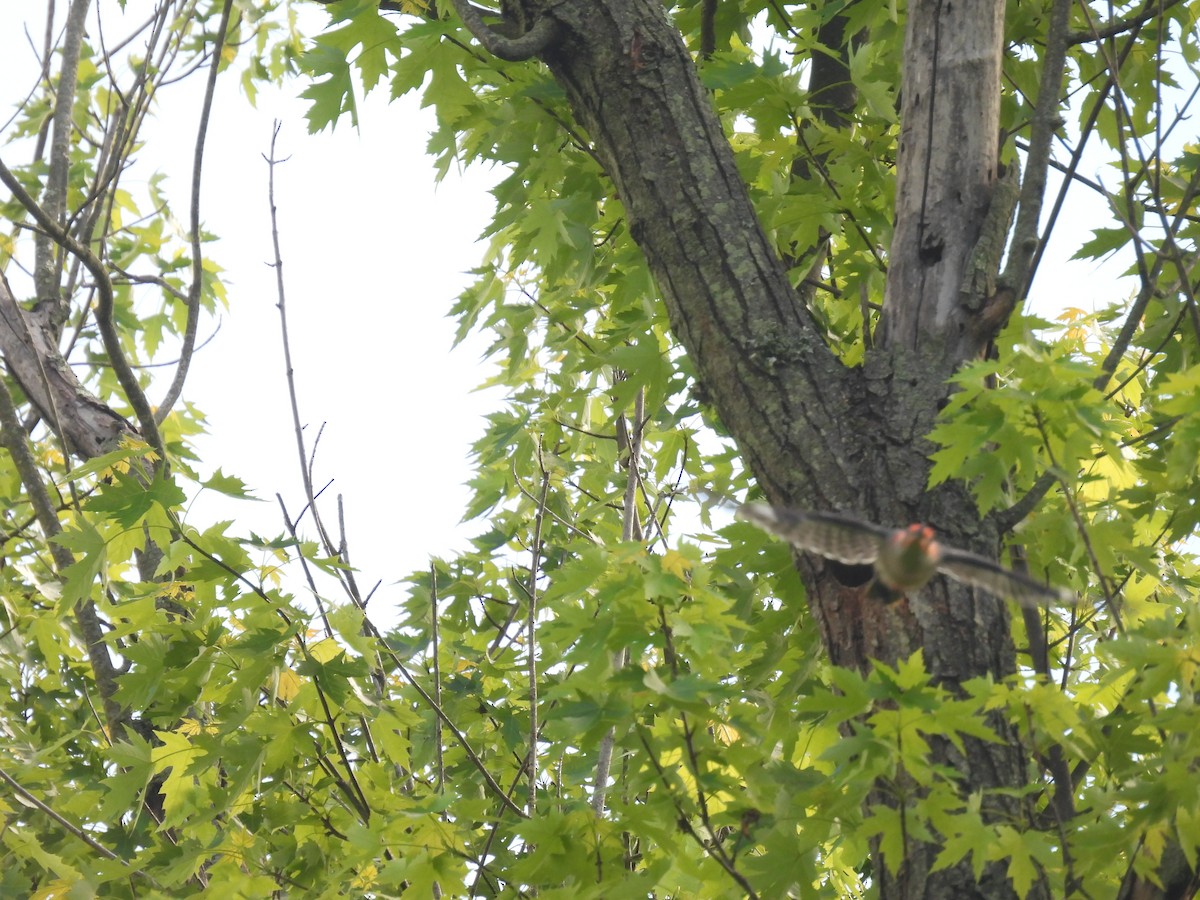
[531,0,1041,895]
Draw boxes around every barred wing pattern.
[938,549,1075,608]
[735,503,890,565]
[738,502,1074,607]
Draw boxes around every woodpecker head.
[875,524,943,593]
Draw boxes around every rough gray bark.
[536,0,862,513]
[0,275,136,458]
[521,0,1041,896]
[875,0,1006,363]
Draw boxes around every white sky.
[178,81,503,608]
[1,4,502,619]
[0,4,1141,621]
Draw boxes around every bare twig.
[264,124,313,506]
[263,127,363,608]
[431,563,445,793]
[156,0,235,422]
[71,319,223,369]
[276,494,335,639]
[527,468,551,814]
[34,0,92,331]
[593,385,645,814]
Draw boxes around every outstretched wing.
[938,547,1075,608]
[736,503,890,565]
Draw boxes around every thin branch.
[0,764,150,875]
[679,712,753,887]
[156,0,235,422]
[621,387,646,545]
[311,665,374,823]
[71,319,223,370]
[1093,51,1200,348]
[635,725,761,899]
[526,468,550,815]
[1031,410,1123,632]
[213,519,526,821]
[334,494,366,608]
[379,633,528,818]
[1066,0,1186,45]
[275,494,335,639]
[1083,39,1200,390]
[262,127,360,605]
[431,563,445,794]
[264,124,315,512]
[281,779,349,840]
[1000,0,1072,301]
[512,455,597,544]
[1007,542,1077,826]
[34,0,92,331]
[593,385,644,814]
[1022,10,1150,301]
[995,470,1057,533]
[1011,137,1106,196]
[65,78,132,289]
[438,29,602,168]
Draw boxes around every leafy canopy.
[0,0,1198,896]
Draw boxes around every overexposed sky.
[1,4,502,619]
[179,79,502,605]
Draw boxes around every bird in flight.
[736,503,1074,607]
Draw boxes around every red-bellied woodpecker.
[736,503,1073,607]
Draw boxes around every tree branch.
[526,467,549,814]
[1066,0,1186,45]
[156,0,234,423]
[592,384,643,815]
[34,0,93,332]
[0,270,134,460]
[431,564,445,794]
[542,0,855,513]
[448,0,558,61]
[995,469,1056,533]
[0,764,150,874]
[0,371,126,739]
[999,0,1072,301]
[0,158,166,460]
[1021,8,1156,302]
[699,0,716,59]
